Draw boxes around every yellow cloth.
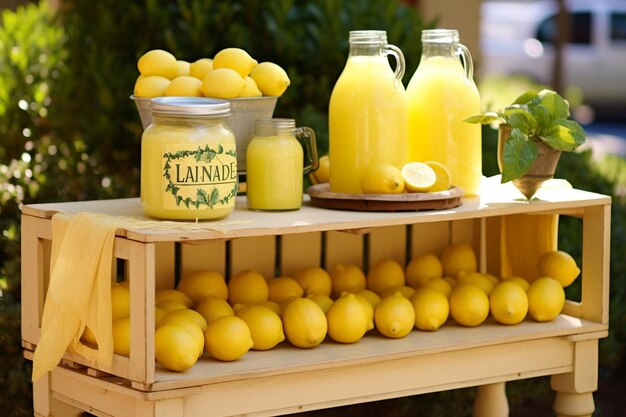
[32,212,119,381]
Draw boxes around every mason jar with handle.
[406,29,482,196]
[328,30,408,194]
[246,118,318,211]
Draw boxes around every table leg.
[473,382,509,417]
[551,340,598,417]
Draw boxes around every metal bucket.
[131,95,278,172]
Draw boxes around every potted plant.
[465,89,586,199]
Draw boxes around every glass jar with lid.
[246,118,318,211]
[141,97,238,220]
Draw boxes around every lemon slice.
[424,160,451,192]
[401,162,436,192]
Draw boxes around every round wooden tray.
[307,183,464,212]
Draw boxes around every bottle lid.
[422,29,460,43]
[349,30,387,45]
[150,97,230,117]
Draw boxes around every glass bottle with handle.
[406,29,482,196]
[329,30,408,194]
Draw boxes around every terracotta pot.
[498,125,561,200]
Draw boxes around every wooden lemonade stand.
[21,181,610,417]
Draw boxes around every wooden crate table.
[21,185,611,417]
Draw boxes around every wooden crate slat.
[180,241,227,278]
[368,225,407,267]
[280,232,322,277]
[324,231,363,272]
[229,235,276,279]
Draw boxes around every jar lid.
[254,118,296,136]
[149,97,231,117]
[422,29,459,43]
[349,30,387,45]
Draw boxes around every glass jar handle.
[296,127,319,174]
[384,44,406,87]
[457,43,474,85]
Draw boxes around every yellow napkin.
[32,212,119,381]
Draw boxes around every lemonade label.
[162,143,238,211]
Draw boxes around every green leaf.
[501,129,538,183]
[513,90,539,106]
[530,104,552,131]
[197,188,208,205]
[505,108,536,133]
[554,118,586,147]
[184,197,191,208]
[544,123,577,151]
[464,112,503,124]
[538,89,570,119]
[210,187,219,206]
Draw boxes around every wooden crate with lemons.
[22,30,610,417]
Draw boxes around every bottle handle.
[296,127,319,175]
[384,44,406,87]
[457,43,474,85]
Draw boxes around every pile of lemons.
[133,48,290,99]
[90,246,579,372]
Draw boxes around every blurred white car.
[480,0,626,112]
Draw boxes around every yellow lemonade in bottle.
[407,29,481,196]
[246,119,318,211]
[329,30,408,194]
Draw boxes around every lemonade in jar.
[329,30,408,194]
[406,29,482,196]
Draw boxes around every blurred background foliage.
[0,1,624,416]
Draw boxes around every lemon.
[503,276,530,292]
[156,299,188,313]
[137,49,178,79]
[237,76,263,97]
[360,163,404,194]
[159,308,208,331]
[330,263,367,298]
[250,61,290,96]
[155,306,167,328]
[254,300,283,316]
[537,250,581,287]
[204,315,253,361]
[305,293,334,314]
[112,317,131,357]
[379,285,416,299]
[325,293,369,343]
[405,253,443,288]
[189,58,213,80]
[177,269,228,304]
[165,75,203,97]
[423,160,452,192]
[213,48,258,77]
[419,277,453,297]
[267,276,304,303]
[294,266,332,297]
[201,68,246,99]
[411,288,449,331]
[527,277,565,322]
[155,324,199,371]
[229,269,269,305]
[176,60,190,77]
[236,305,285,351]
[134,75,170,98]
[457,271,495,295]
[282,297,328,348]
[155,289,193,308]
[489,281,529,325]
[111,283,131,320]
[353,293,375,331]
[157,313,205,358]
[355,289,382,308]
[374,293,415,338]
[367,258,405,296]
[484,273,500,286]
[195,296,234,323]
[449,284,490,327]
[309,155,330,184]
[401,161,436,192]
[441,242,478,278]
